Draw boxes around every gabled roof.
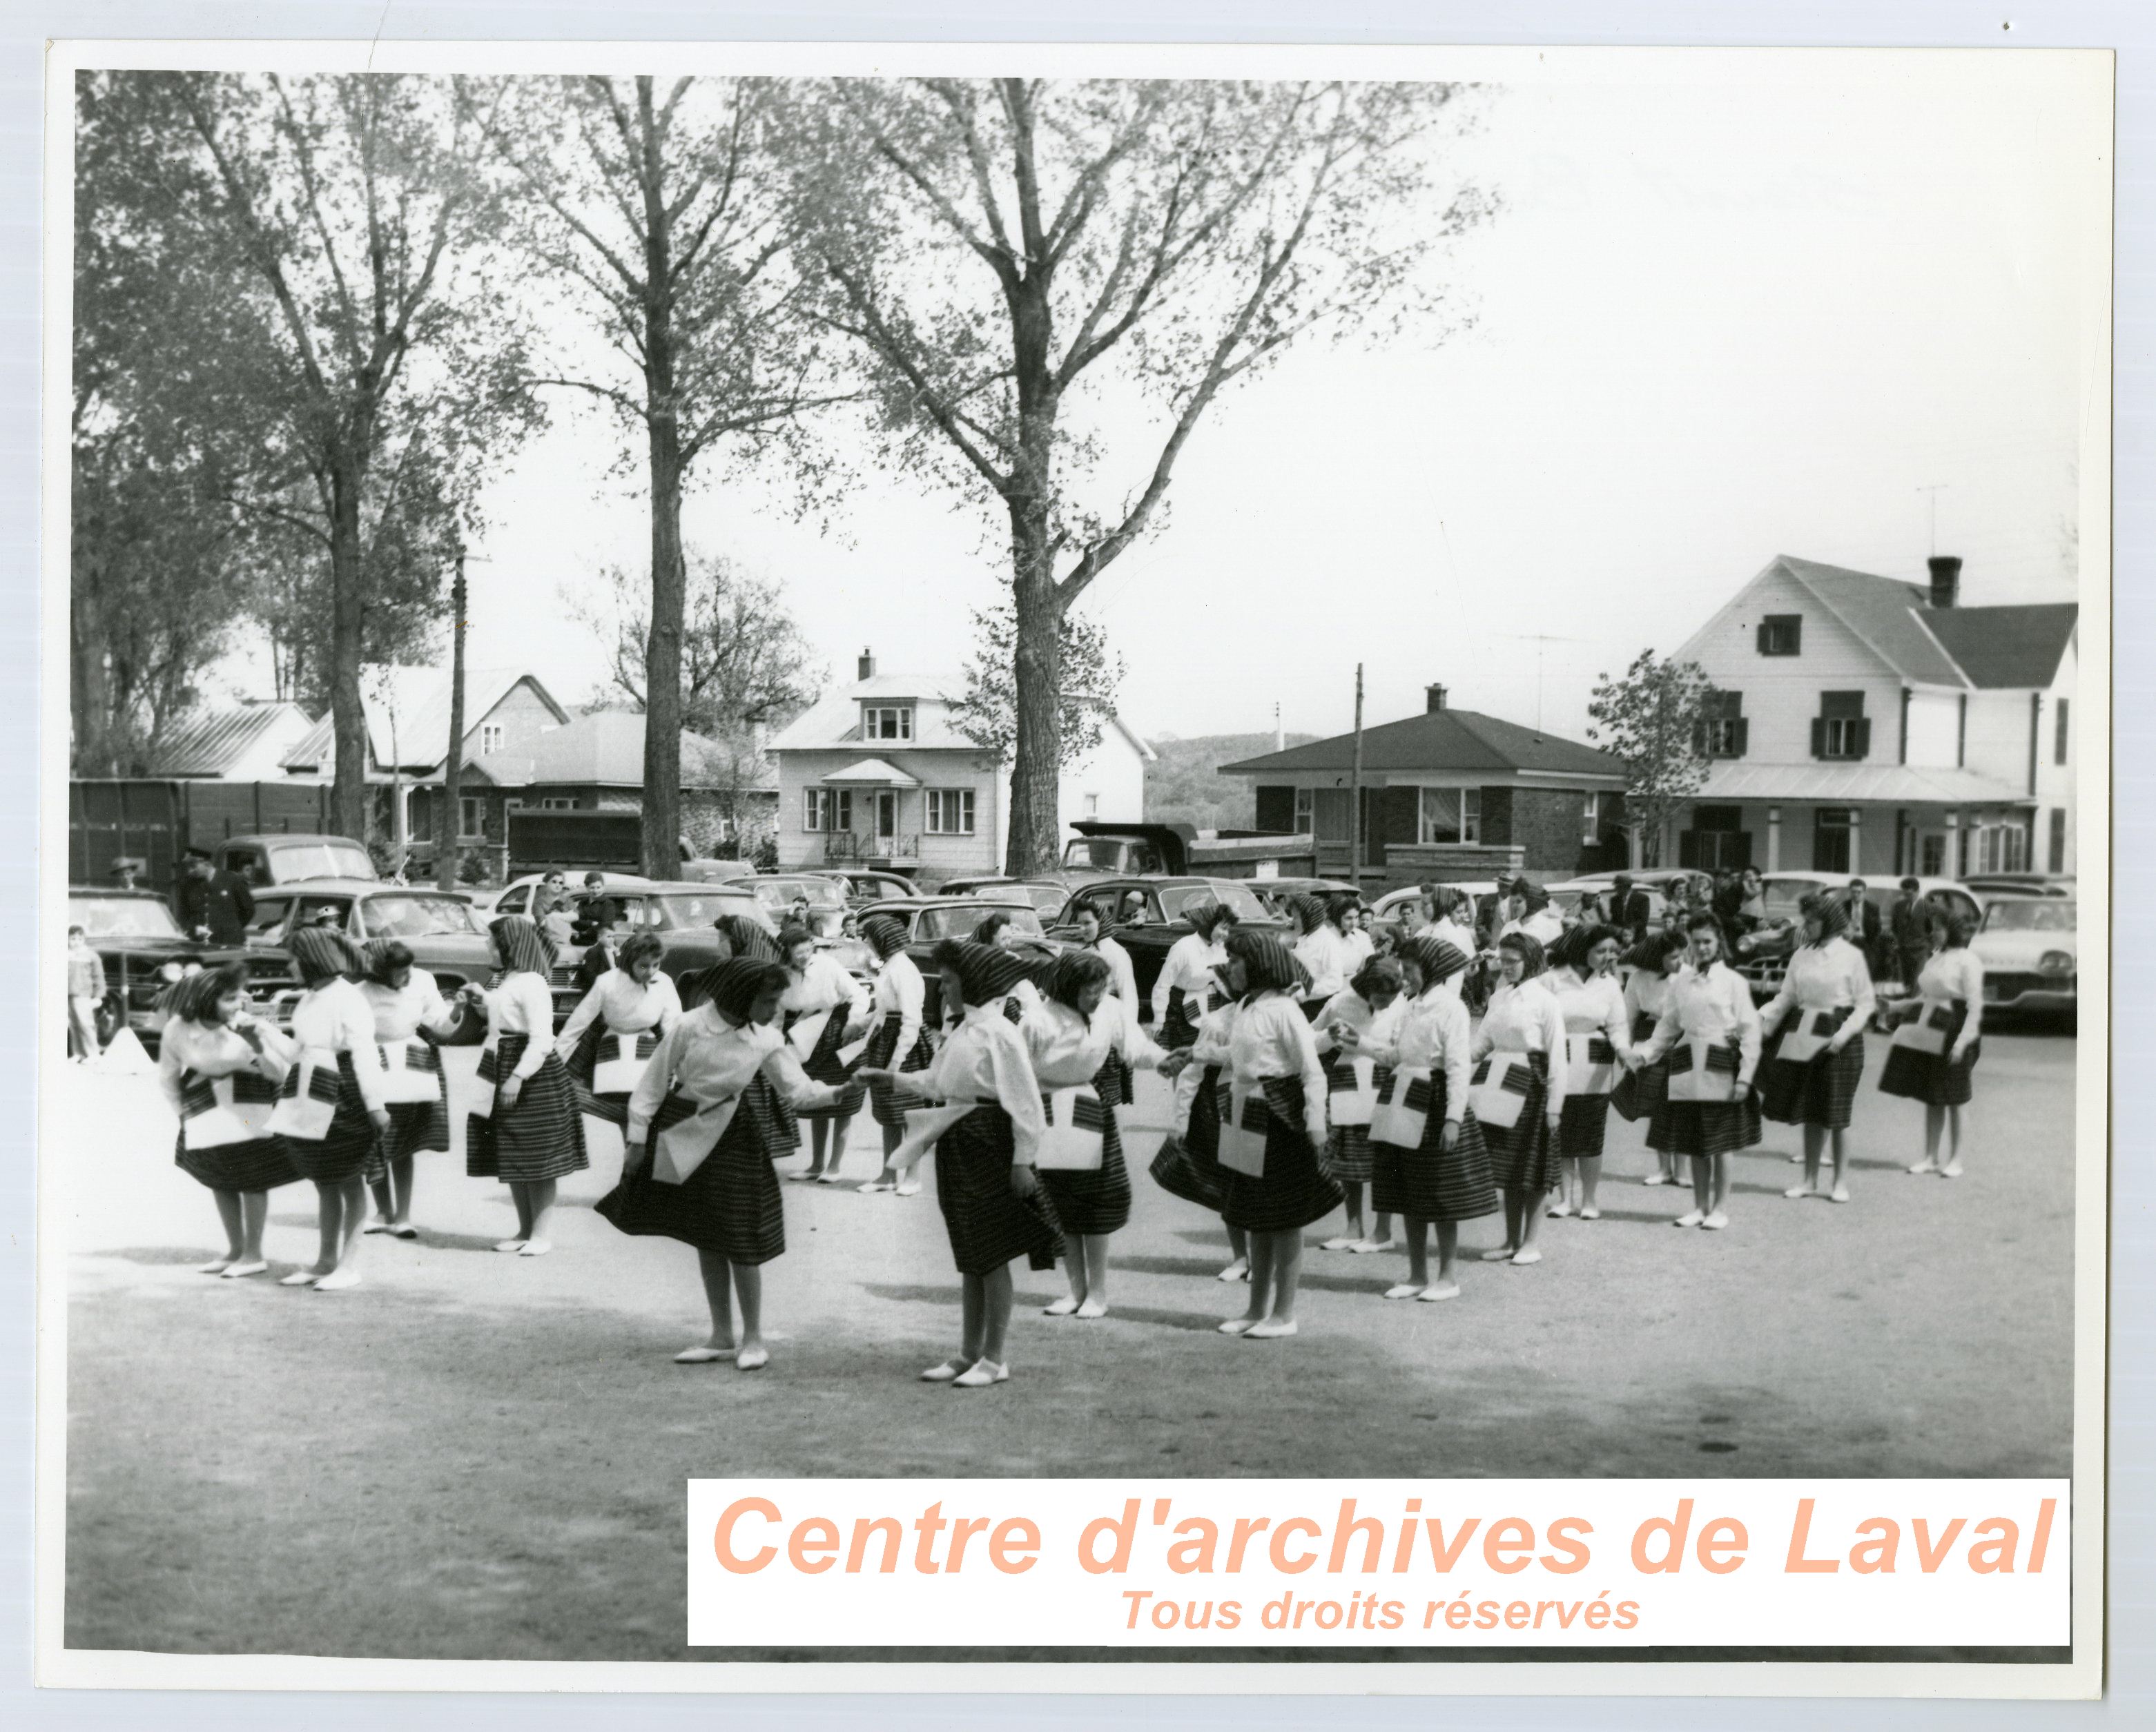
[766,674,972,752]
[282,667,570,772]
[1920,604,2079,690]
[1772,556,1969,688]
[1219,707,1626,780]
[465,710,775,792]
[146,701,313,777]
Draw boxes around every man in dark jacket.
[172,847,255,946]
[1889,877,1932,989]
[1845,879,1890,980]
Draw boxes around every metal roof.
[146,702,314,777]
[1698,763,2025,804]
[1919,603,2079,690]
[465,711,775,792]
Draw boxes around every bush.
[752,835,779,872]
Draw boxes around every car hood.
[1972,931,2076,969]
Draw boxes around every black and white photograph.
[37,32,2109,1687]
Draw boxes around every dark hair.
[367,940,417,984]
[1635,927,1690,970]
[777,921,817,962]
[618,931,666,973]
[1900,877,1921,893]
[1560,923,1624,971]
[1682,911,1725,951]
[1073,904,1105,931]
[68,924,85,939]
[1047,948,1113,1013]
[1189,902,1237,939]
[1323,893,1359,932]
[973,911,1014,946]
[188,961,252,1023]
[1497,929,1546,978]
[1351,957,1405,1000]
[1934,911,1978,951]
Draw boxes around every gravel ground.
[57,1025,2077,1660]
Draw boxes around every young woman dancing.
[465,916,588,1257]
[358,939,463,1239]
[1470,931,1569,1265]
[1636,913,1763,1229]
[851,914,934,1196]
[1759,893,1875,1203]
[776,922,866,1183]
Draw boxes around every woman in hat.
[860,940,1062,1388]
[1881,908,1985,1178]
[1759,892,1876,1203]
[1617,927,1691,1187]
[1635,913,1764,1229]
[1469,930,1569,1266]
[358,939,463,1240]
[464,916,587,1258]
[1021,949,1171,1319]
[269,929,390,1291]
[157,962,297,1278]
[601,959,851,1372]
[554,929,681,1131]
[1152,900,1237,1050]
[1310,955,1408,1254]
[775,922,866,1183]
[1213,929,1340,1340]
[849,913,935,1196]
[1544,924,1637,1223]
[1353,935,1493,1301]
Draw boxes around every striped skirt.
[863,1011,935,1129]
[1369,1077,1498,1223]
[1661,1091,1765,1159]
[1878,1001,1980,1107]
[466,1034,590,1184]
[594,1088,788,1265]
[1158,986,1206,1051]
[1557,1091,1615,1160]
[1039,1053,1134,1237]
[1216,1077,1344,1234]
[1479,1049,1563,1194]
[788,1006,866,1121]
[563,1020,629,1128]
[934,1105,1064,1276]
[277,1051,382,1185]
[174,1111,300,1194]
[1150,1063,1227,1213]
[1761,1031,1867,1129]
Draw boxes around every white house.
[1669,554,2077,879]
[766,650,1154,878]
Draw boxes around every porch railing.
[822,831,920,862]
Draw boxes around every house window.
[1694,690,1748,759]
[1974,822,2029,875]
[2048,808,2067,873]
[1581,792,1601,846]
[480,723,505,755]
[1083,792,1100,817]
[926,788,975,835]
[2055,698,2070,766]
[803,788,853,833]
[1920,832,1947,876]
[1416,788,1480,846]
[1812,808,1856,874]
[1758,614,1803,656]
[459,796,485,839]
[538,797,576,811]
[863,706,913,742]
[1293,789,1315,836]
[1811,692,1871,761]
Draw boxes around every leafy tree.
[474,75,842,877]
[952,601,1124,768]
[787,78,1491,870]
[1585,650,1714,869]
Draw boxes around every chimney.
[1426,683,1449,713]
[857,648,876,681]
[1926,556,1961,610]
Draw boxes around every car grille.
[246,956,297,985]
[1984,971,2072,1001]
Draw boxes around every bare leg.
[1499,1190,1524,1252]
[979,1265,1014,1363]
[387,1154,414,1225]
[1266,1230,1305,1324]
[1577,1156,1602,1213]
[732,1263,765,1355]
[311,1180,343,1274]
[960,1272,987,1363]
[1049,1239,1089,1314]
[509,1182,537,1240]
[1219,1219,1250,1280]
[1709,1154,1731,1214]
[1691,1155,1712,1214]
[1239,1234,1274,1324]
[696,1249,737,1349]
[523,1178,559,1249]
[1080,1234,1111,1313]
[1829,1128,1849,1194]
[806,1118,830,1176]
[1369,1212,1396,1247]
[1798,1124,1825,1191]
[336,1175,369,1263]
[1919,1105,1945,1171]
[240,1190,269,1261]
[209,1189,246,1264]
[1433,1221,1459,1285]
[1403,1218,1430,1287]
[824,1113,853,1178]
[367,1171,397,1226]
[1340,1180,1366,1240]
[1515,1190,1550,1258]
[1941,1105,1965,1174]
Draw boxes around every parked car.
[713,874,855,944]
[222,833,377,888]
[855,895,1060,1027]
[1963,873,2076,899]
[244,881,498,1002]
[543,882,772,1023]
[940,876,1076,918]
[1737,873,1984,1002]
[1973,895,2077,1015]
[824,869,922,907]
[69,888,294,1050]
[1047,877,1284,1020]
[1248,877,1361,918]
[483,870,658,919]
[1542,870,1711,930]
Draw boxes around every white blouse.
[782,953,864,1019]
[1092,935,1140,1009]
[360,968,460,1044]
[1345,928,1376,966]
[1225,989,1330,1146]
[910,1003,1048,1164]
[1623,967,1679,1037]
[157,1017,295,1116]
[1501,908,1567,949]
[1359,986,1473,1125]
[1310,988,1401,1057]
[289,977,387,1110]
[849,949,926,1057]
[1022,994,1167,1088]
[1762,937,1877,1036]
[480,971,560,1080]
[1640,961,1764,1083]
[1473,978,1571,1118]
[1294,925,1359,1002]
[625,1004,840,1145]
[1915,947,1985,1044]
[555,967,683,1056]
[1549,968,1633,1053]
[1152,931,1226,1024]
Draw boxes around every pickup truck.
[70,778,372,888]
[1059,821,1318,883]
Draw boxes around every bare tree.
[476,76,839,877]
[788,78,1490,870]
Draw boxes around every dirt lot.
[58,1028,2077,1660]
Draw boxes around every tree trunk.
[70,579,112,775]
[635,77,684,882]
[327,456,369,843]
[1005,498,1063,875]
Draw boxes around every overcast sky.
[211,49,2108,751]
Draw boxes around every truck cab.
[1060,821,1318,882]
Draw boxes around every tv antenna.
[1916,483,1951,556]
[1496,632,1588,732]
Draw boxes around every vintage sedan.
[855,895,1060,1027]
[942,876,1076,918]
[1248,877,1360,919]
[246,880,498,997]
[483,870,657,919]
[543,882,773,1022]
[1737,873,1983,1002]
[1047,877,1284,1020]
[712,873,855,944]
[68,888,293,1049]
[824,868,922,907]
[1974,896,2077,1015]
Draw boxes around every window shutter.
[1809,717,1826,758]
[1731,718,1749,759]
[1852,718,1872,759]
[1692,721,1710,757]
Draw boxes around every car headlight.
[2039,951,2075,975]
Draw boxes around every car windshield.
[1983,899,2077,933]
[1760,880,1820,923]
[915,904,1045,942]
[70,896,184,940]
[265,842,374,882]
[362,894,483,939]
[641,892,759,932]
[1161,882,1270,923]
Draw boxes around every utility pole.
[436,542,469,893]
[1349,664,1366,889]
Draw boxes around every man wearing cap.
[172,847,255,946]
[108,858,144,893]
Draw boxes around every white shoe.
[1384,1283,1425,1301]
[894,1180,922,1197]
[280,1269,322,1287]
[1939,1162,1964,1179]
[1216,1258,1250,1283]
[1784,1184,1814,1200]
[1348,1238,1398,1254]
[736,1345,770,1372]
[1320,1236,1357,1252]
[1417,1281,1460,1303]
[221,1261,268,1280]
[920,1357,969,1383]
[1217,1316,1257,1336]
[518,1239,553,1258]
[195,1258,235,1275]
[1578,1206,1600,1220]
[1043,1296,1081,1317]
[1546,1199,1573,1219]
[1508,1247,1543,1266]
[1244,1319,1299,1340]
[361,1221,392,1235]
[1479,1246,1517,1262]
[1907,1158,1939,1175]
[1673,1209,1705,1228]
[1075,1298,1108,1320]
[313,1267,362,1291]
[1642,1172,1669,1187]
[493,1238,527,1254]
[857,1179,895,1194]
[955,1359,1009,1388]
[674,1345,736,1363]
[1829,1186,1852,1203]
[1700,1210,1729,1231]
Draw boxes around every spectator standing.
[67,925,105,1061]
[1890,877,1932,990]
[173,847,255,946]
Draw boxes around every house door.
[1678,805,1751,871]
[874,790,898,841]
[1917,829,1947,877]
[1812,808,1854,875]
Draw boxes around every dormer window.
[863,706,913,742]
[480,723,505,755]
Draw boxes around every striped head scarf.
[1800,892,1853,946]
[1397,935,1470,989]
[487,915,556,979]
[1226,929,1310,999]
[1284,893,1328,937]
[860,915,909,960]
[168,962,249,1024]
[288,926,367,988]
[1496,928,1547,980]
[933,938,1033,1010]
[713,915,781,963]
[694,957,787,1024]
